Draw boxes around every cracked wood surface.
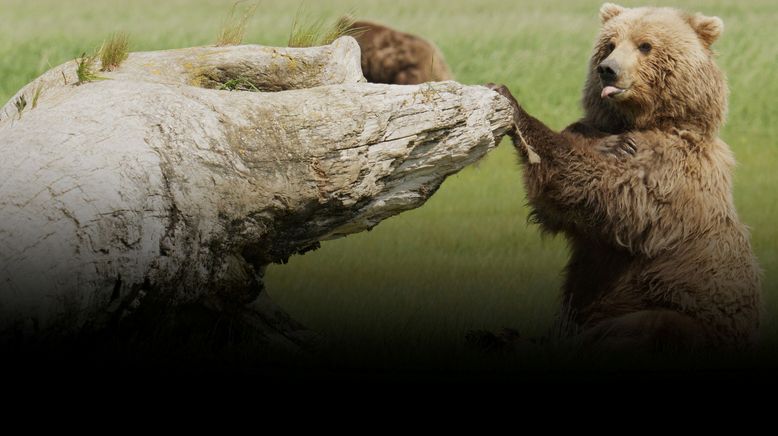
[0,36,513,347]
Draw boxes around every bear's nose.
[597,60,620,83]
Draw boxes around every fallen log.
[0,36,513,356]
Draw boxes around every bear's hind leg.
[580,310,708,354]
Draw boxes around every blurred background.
[1,0,775,370]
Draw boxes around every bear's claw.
[484,83,518,105]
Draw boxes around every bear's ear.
[689,13,724,47]
[600,3,625,23]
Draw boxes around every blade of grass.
[31,83,43,109]
[288,10,325,47]
[75,51,107,84]
[215,1,258,46]
[99,32,130,71]
[320,15,366,45]
[14,94,27,119]
[217,77,261,92]
[289,11,365,48]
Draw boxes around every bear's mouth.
[601,85,628,99]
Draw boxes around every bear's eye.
[638,42,652,54]
[606,42,616,53]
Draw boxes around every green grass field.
[2,0,776,371]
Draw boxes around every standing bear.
[489,3,761,352]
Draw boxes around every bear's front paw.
[597,134,637,157]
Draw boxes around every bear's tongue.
[601,86,623,98]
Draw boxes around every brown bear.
[345,19,454,85]
[487,3,761,353]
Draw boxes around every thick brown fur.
[489,3,761,353]
[347,20,453,85]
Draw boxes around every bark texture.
[0,36,512,352]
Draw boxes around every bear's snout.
[597,59,620,84]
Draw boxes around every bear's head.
[582,3,727,139]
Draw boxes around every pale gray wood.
[0,37,512,349]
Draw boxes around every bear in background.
[345,19,453,85]
[486,3,761,353]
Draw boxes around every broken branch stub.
[0,36,513,352]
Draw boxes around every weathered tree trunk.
[0,36,512,357]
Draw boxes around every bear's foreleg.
[486,83,666,251]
